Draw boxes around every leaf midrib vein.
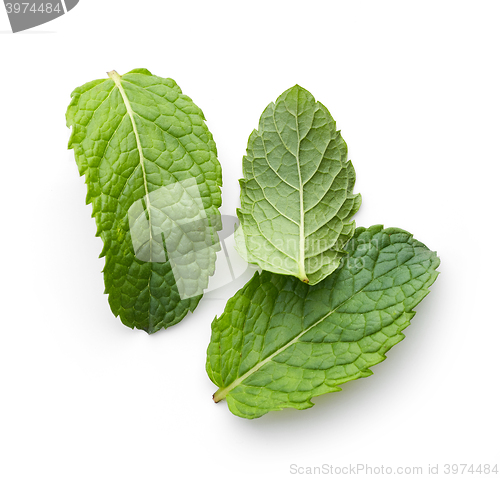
[271,100,307,281]
[109,71,154,331]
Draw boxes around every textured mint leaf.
[234,85,361,285]
[207,226,439,419]
[66,69,222,333]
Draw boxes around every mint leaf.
[207,226,439,419]
[235,85,361,285]
[66,69,222,333]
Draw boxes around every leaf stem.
[213,388,226,403]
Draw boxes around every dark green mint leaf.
[208,226,439,418]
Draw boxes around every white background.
[1,1,499,477]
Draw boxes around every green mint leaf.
[66,69,222,333]
[235,85,361,285]
[207,226,439,419]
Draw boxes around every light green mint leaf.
[207,226,439,419]
[66,69,222,333]
[234,85,361,285]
